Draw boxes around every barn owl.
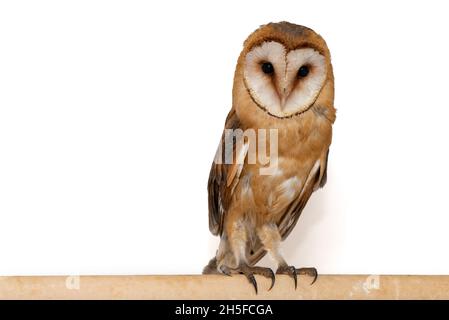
[203,22,336,293]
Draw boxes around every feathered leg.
[258,223,318,289]
[203,219,275,294]
[226,220,275,293]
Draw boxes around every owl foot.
[240,265,276,294]
[221,264,275,294]
[276,265,318,289]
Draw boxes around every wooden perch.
[0,275,447,299]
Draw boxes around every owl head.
[233,22,334,122]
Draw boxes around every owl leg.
[203,235,232,274]
[222,220,275,294]
[258,223,318,289]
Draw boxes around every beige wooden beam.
[0,275,447,299]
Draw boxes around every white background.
[1,0,448,276]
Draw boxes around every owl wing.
[278,149,329,239]
[208,108,245,236]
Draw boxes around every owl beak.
[278,86,292,110]
[280,95,287,108]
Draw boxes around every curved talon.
[268,269,276,291]
[291,267,298,290]
[297,267,318,285]
[244,273,258,294]
[243,266,276,293]
[310,269,318,285]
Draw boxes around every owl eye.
[298,65,309,78]
[261,62,274,74]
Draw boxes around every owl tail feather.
[202,257,219,274]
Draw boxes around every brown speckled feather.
[207,108,242,236]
